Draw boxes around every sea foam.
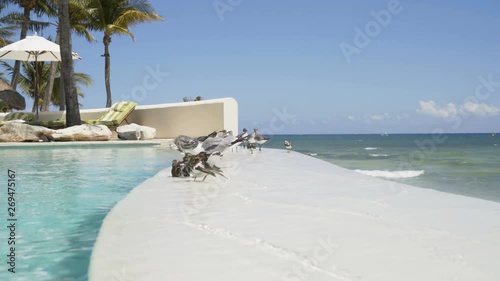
[364,147,378,150]
[369,154,389,157]
[354,169,424,179]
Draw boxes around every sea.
[264,134,500,203]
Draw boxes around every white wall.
[1,98,239,139]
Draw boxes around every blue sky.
[4,0,500,134]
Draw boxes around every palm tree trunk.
[34,58,39,117]
[31,98,36,112]
[59,0,80,126]
[42,29,60,112]
[59,71,65,111]
[10,7,31,90]
[103,35,112,107]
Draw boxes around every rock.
[48,124,112,141]
[116,125,140,140]
[0,122,54,142]
[117,123,156,140]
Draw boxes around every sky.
[3,0,500,134]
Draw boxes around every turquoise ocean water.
[265,134,500,203]
[0,144,175,281]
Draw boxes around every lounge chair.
[82,101,137,130]
[28,101,137,130]
[0,112,35,127]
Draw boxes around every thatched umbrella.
[0,79,26,111]
[0,89,26,110]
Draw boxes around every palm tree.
[1,60,91,111]
[0,3,21,47]
[83,0,163,107]
[59,0,80,126]
[41,0,95,112]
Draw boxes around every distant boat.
[493,133,497,137]
[381,132,389,137]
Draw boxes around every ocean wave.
[369,154,389,157]
[354,169,424,179]
[307,153,317,156]
[364,147,378,150]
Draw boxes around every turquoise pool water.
[0,144,176,281]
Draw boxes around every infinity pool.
[0,144,176,281]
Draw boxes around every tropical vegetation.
[0,0,163,124]
[82,0,164,107]
[1,60,91,111]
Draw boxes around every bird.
[201,131,244,155]
[217,130,228,137]
[196,131,218,142]
[171,152,226,181]
[233,128,248,151]
[190,152,226,178]
[172,130,245,157]
[247,130,257,153]
[172,135,204,155]
[284,140,292,152]
[171,159,190,178]
[253,128,270,151]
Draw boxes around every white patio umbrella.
[0,32,82,117]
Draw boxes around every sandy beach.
[89,149,500,281]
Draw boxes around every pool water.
[0,144,176,281]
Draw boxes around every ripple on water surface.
[0,145,176,281]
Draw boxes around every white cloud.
[461,101,500,116]
[348,114,389,122]
[369,113,389,121]
[395,113,409,120]
[418,100,500,118]
[417,101,458,118]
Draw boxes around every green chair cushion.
[4,112,35,122]
[2,101,136,129]
[96,101,137,123]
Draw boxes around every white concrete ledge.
[89,149,500,281]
